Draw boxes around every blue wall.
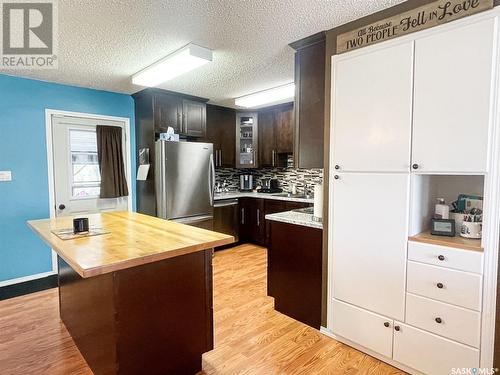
[0,74,135,283]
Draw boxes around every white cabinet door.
[332,299,393,358]
[331,173,409,320]
[393,323,479,375]
[332,42,413,172]
[412,19,496,173]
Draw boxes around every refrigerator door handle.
[209,153,215,206]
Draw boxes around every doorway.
[46,110,132,219]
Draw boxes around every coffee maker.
[240,174,253,192]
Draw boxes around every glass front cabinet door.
[236,113,258,168]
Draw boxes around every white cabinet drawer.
[393,322,479,375]
[332,299,393,358]
[406,293,481,347]
[408,241,483,274]
[407,261,482,311]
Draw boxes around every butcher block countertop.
[27,211,234,278]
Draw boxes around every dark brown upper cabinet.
[147,89,207,138]
[257,103,294,168]
[154,93,182,134]
[182,99,206,137]
[290,32,326,169]
[275,103,294,154]
[258,109,276,167]
[205,105,236,168]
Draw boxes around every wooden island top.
[27,211,234,278]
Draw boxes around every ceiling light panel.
[235,83,295,108]
[132,44,213,87]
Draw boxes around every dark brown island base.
[267,218,323,329]
[28,212,234,375]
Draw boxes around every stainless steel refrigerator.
[155,140,215,230]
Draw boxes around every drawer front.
[407,261,482,311]
[393,323,479,375]
[406,293,481,347]
[332,299,393,358]
[408,241,483,274]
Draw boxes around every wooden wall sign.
[337,0,493,53]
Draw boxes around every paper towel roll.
[313,184,323,220]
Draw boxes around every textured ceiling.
[4,0,405,107]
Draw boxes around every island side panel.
[268,222,323,329]
[58,256,117,375]
[114,249,214,375]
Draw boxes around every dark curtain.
[96,125,129,198]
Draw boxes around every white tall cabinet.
[332,42,413,172]
[412,19,496,174]
[331,173,409,320]
[328,9,500,375]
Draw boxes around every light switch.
[0,171,12,182]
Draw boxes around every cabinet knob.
[334,165,340,170]
[384,322,390,328]
[435,317,442,324]
[412,164,419,170]
[334,175,340,180]
[437,282,444,289]
[438,255,445,261]
[394,325,401,332]
[58,204,66,210]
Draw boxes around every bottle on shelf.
[435,198,450,219]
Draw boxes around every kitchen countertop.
[214,191,314,204]
[27,211,234,278]
[265,210,323,230]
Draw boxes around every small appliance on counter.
[259,178,283,194]
[240,174,253,192]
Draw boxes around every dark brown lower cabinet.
[268,221,322,329]
[58,250,213,375]
[264,200,286,245]
[240,198,312,247]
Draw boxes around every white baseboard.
[0,271,56,288]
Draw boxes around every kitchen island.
[27,211,234,375]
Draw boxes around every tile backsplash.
[215,157,323,193]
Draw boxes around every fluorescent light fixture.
[235,83,295,108]
[132,43,212,87]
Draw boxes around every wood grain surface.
[0,244,404,374]
[27,211,234,278]
[409,230,483,252]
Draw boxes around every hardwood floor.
[0,243,405,374]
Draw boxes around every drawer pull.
[394,325,401,331]
[438,255,445,261]
[384,322,390,328]
[435,317,443,324]
[437,282,444,289]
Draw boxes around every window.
[69,129,100,198]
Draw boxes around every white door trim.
[45,108,133,274]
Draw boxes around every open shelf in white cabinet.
[409,174,484,252]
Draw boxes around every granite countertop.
[265,210,323,230]
[214,191,314,204]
